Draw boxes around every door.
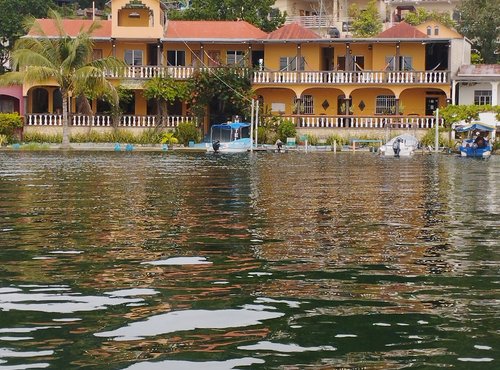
[425,97,439,116]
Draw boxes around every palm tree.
[0,10,124,147]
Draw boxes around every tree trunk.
[61,93,70,148]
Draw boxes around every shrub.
[0,134,7,146]
[325,134,347,146]
[174,121,201,146]
[161,131,178,145]
[23,132,62,143]
[0,113,23,142]
[421,128,447,148]
[304,134,319,145]
[277,119,296,142]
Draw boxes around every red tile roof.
[28,19,112,38]
[267,23,321,40]
[377,22,427,39]
[458,64,500,76]
[164,20,268,40]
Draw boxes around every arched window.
[426,26,432,36]
[434,26,439,36]
[32,88,48,113]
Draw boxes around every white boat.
[379,134,419,157]
[208,122,251,153]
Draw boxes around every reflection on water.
[0,151,499,369]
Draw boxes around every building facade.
[3,0,477,137]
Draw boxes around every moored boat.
[208,122,251,153]
[455,123,494,158]
[379,134,419,157]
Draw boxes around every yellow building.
[17,0,470,136]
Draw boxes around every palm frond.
[0,71,25,86]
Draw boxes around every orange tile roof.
[267,23,321,40]
[164,20,268,40]
[377,22,427,39]
[28,19,112,38]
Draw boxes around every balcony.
[106,66,449,86]
[25,114,443,130]
[25,114,193,128]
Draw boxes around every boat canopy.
[211,122,250,130]
[386,134,419,146]
[455,123,495,132]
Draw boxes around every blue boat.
[456,123,495,158]
[208,122,251,153]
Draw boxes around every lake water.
[0,151,498,369]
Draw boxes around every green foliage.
[421,128,446,147]
[22,131,62,143]
[70,129,165,144]
[160,131,179,145]
[471,52,483,64]
[257,126,278,145]
[304,134,319,146]
[276,119,296,142]
[439,104,500,129]
[404,8,456,28]
[0,134,7,146]
[188,66,253,123]
[0,9,125,146]
[457,0,500,64]
[174,122,201,146]
[168,0,286,32]
[0,113,23,141]
[348,0,382,37]
[0,0,54,73]
[325,134,347,146]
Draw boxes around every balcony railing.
[106,66,449,85]
[25,114,194,128]
[253,70,448,85]
[286,115,443,129]
[25,114,443,130]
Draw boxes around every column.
[491,81,499,106]
[345,43,350,71]
[451,81,458,105]
[394,97,400,115]
[395,42,400,71]
[297,44,302,71]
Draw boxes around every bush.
[0,134,7,146]
[257,126,278,144]
[304,134,319,145]
[277,119,296,142]
[421,128,447,148]
[23,132,62,143]
[0,113,23,142]
[174,121,201,146]
[325,134,347,146]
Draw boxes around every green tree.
[404,8,455,28]
[143,76,189,126]
[457,0,500,64]
[0,0,55,73]
[188,66,254,124]
[0,10,124,147]
[168,0,286,32]
[348,0,382,37]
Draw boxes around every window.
[293,95,313,114]
[226,50,245,65]
[474,90,492,105]
[434,26,439,36]
[427,26,432,36]
[124,49,143,66]
[376,95,396,114]
[279,56,305,71]
[385,56,413,71]
[166,50,186,66]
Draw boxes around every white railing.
[253,70,448,85]
[278,115,444,129]
[105,66,449,85]
[26,114,194,128]
[285,15,337,28]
